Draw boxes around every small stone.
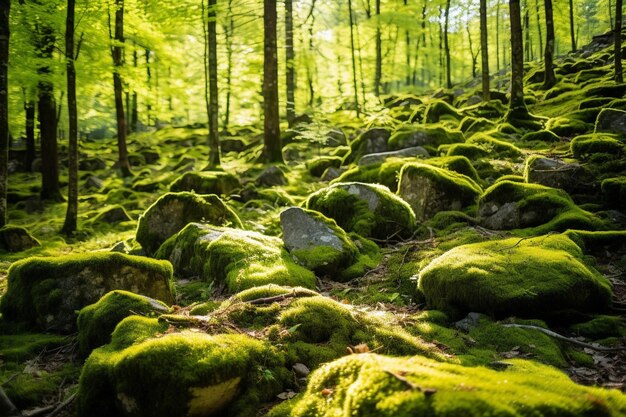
[256,166,288,187]
[358,146,429,166]
[292,363,310,378]
[0,226,40,252]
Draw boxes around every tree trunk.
[24,100,35,170]
[37,23,63,201]
[535,0,543,61]
[145,49,152,127]
[616,0,623,83]
[222,0,234,131]
[404,0,410,86]
[467,14,477,79]
[496,0,501,71]
[569,0,576,52]
[543,0,556,89]
[348,0,360,116]
[285,0,296,125]
[507,0,530,119]
[524,4,531,61]
[480,0,490,101]
[0,0,9,227]
[610,0,614,31]
[374,0,382,97]
[262,0,282,163]
[131,46,138,132]
[62,0,78,235]
[207,0,220,168]
[110,0,131,177]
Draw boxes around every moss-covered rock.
[136,192,241,255]
[0,253,174,332]
[77,317,287,417]
[358,147,429,166]
[524,155,597,198]
[343,128,390,164]
[478,180,603,232]
[595,108,626,134]
[444,143,489,159]
[306,156,343,177]
[398,163,482,222]
[570,134,625,160]
[256,166,288,187]
[268,354,626,417]
[601,177,626,209]
[465,133,523,158]
[546,116,592,137]
[92,205,132,224]
[155,223,316,292]
[77,290,170,356]
[388,125,464,150]
[305,182,416,239]
[169,171,241,195]
[0,225,40,252]
[521,129,561,142]
[424,99,463,122]
[417,234,612,319]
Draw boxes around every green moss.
[0,333,69,361]
[444,143,488,159]
[521,129,561,142]
[0,225,40,252]
[136,191,242,255]
[77,290,170,356]
[305,182,416,240]
[0,252,174,332]
[306,156,343,177]
[169,171,241,196]
[546,117,593,137]
[466,133,523,157]
[563,230,626,253]
[417,234,613,319]
[424,100,462,123]
[427,156,481,182]
[343,128,391,164]
[156,223,316,293]
[601,177,626,208]
[388,125,464,150]
[570,315,626,339]
[570,134,625,159]
[272,353,626,417]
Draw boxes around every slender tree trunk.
[439,6,444,86]
[131,46,138,132]
[145,49,152,127]
[614,0,624,84]
[285,0,296,125]
[0,0,9,227]
[610,0,614,31]
[524,4,531,61]
[263,0,282,163]
[569,0,576,52]
[207,0,220,167]
[404,0,410,86]
[222,0,234,130]
[25,100,35,170]
[348,0,360,116]
[202,0,209,133]
[374,0,382,97]
[496,0,501,71]
[111,0,131,177]
[467,15,477,79]
[535,0,543,61]
[480,0,490,101]
[507,0,530,118]
[62,0,78,235]
[37,23,63,201]
[543,0,556,89]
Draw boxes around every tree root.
[502,324,625,352]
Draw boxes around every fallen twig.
[384,370,436,396]
[46,393,76,417]
[247,290,315,305]
[0,386,21,417]
[502,324,626,352]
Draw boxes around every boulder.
[93,205,132,224]
[417,234,612,318]
[595,108,626,134]
[343,128,390,164]
[256,166,288,187]
[398,163,482,222]
[220,138,245,153]
[85,176,105,190]
[136,192,241,256]
[169,171,241,195]
[0,226,40,252]
[79,157,107,171]
[388,126,464,150]
[306,156,343,177]
[524,155,597,197]
[280,207,358,276]
[321,167,342,182]
[358,146,429,166]
[305,182,416,240]
[155,223,316,292]
[273,353,626,417]
[0,252,174,332]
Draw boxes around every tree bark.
[0,0,9,227]
[285,0,296,125]
[262,0,282,163]
[524,4,531,61]
[374,0,382,97]
[404,0,410,86]
[535,0,543,61]
[222,0,234,131]
[569,0,576,52]
[496,0,501,71]
[348,0,360,116]
[480,0,490,101]
[111,0,131,177]
[131,46,138,132]
[507,0,530,119]
[207,0,220,168]
[24,101,35,171]
[37,22,63,201]
[616,0,623,83]
[467,14,477,79]
[543,0,556,89]
[62,0,78,235]
[610,0,614,31]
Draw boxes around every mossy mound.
[77,318,287,417]
[417,234,612,319]
[0,225,40,252]
[570,134,625,160]
[524,155,597,198]
[388,125,464,150]
[0,252,174,332]
[398,163,482,222]
[444,143,489,159]
[268,354,626,417]
[77,290,170,356]
[424,100,463,123]
[169,171,241,195]
[521,129,561,142]
[92,205,132,224]
[306,156,343,177]
[155,223,316,292]
[305,182,416,239]
[601,177,626,208]
[343,128,390,164]
[465,133,523,158]
[478,180,603,232]
[136,192,242,255]
[546,116,592,137]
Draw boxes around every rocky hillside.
[1,30,626,417]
